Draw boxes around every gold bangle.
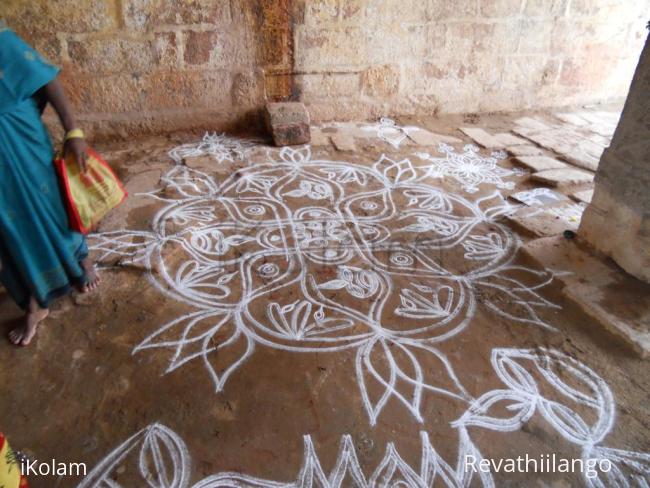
[65,128,85,141]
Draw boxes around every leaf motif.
[318,279,348,290]
[356,339,470,426]
[88,230,157,267]
[490,348,616,446]
[78,424,190,488]
[369,443,424,487]
[139,424,191,488]
[161,166,219,198]
[583,446,650,488]
[373,155,417,185]
[537,400,592,444]
[453,389,536,432]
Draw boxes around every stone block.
[296,73,360,100]
[459,128,502,148]
[265,102,311,146]
[184,31,219,65]
[331,132,356,152]
[531,168,594,187]
[153,32,179,68]
[144,70,232,110]
[231,70,264,109]
[478,0,524,17]
[295,26,367,71]
[522,236,650,358]
[506,202,585,237]
[305,0,340,25]
[514,156,568,172]
[361,64,400,97]
[506,145,544,156]
[68,38,156,75]
[60,73,147,113]
[123,0,229,29]
[571,189,594,204]
[5,1,116,35]
[523,0,569,16]
[428,0,477,19]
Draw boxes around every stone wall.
[1,0,648,139]
[579,32,650,283]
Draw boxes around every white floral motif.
[362,117,420,149]
[169,132,260,165]
[416,144,521,193]
[90,142,562,426]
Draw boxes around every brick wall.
[1,0,648,139]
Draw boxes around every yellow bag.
[54,148,127,234]
[0,433,28,487]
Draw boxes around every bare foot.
[79,257,100,293]
[9,299,49,346]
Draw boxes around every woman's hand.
[64,137,88,173]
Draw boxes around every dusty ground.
[1,105,649,488]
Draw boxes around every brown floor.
[1,105,649,488]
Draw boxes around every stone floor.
[1,105,649,488]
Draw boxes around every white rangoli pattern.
[90,144,563,426]
[362,117,420,149]
[416,144,524,193]
[168,132,260,165]
[84,137,649,487]
[78,348,650,488]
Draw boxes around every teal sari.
[0,28,88,309]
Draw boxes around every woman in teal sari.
[1,24,100,346]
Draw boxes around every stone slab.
[331,132,357,152]
[571,189,594,204]
[408,129,462,146]
[506,145,544,157]
[310,128,331,146]
[506,202,585,237]
[493,133,528,146]
[531,168,594,187]
[265,102,311,146]
[514,117,552,131]
[554,112,590,127]
[459,127,502,148]
[515,156,568,172]
[522,236,650,358]
[514,128,603,171]
[510,188,569,206]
